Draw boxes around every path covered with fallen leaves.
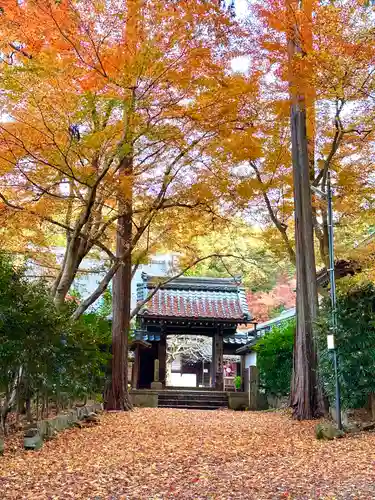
[1,408,375,499]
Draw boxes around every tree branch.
[313,99,345,187]
[71,260,121,320]
[250,161,296,264]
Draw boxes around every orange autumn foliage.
[0,0,260,313]
[246,275,296,323]
[220,1,375,266]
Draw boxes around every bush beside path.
[0,408,374,499]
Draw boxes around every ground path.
[1,408,375,499]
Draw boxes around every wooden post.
[248,366,259,410]
[158,334,167,387]
[240,355,245,392]
[214,327,224,391]
[132,345,140,389]
[211,335,216,388]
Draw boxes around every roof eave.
[235,342,257,354]
[138,313,246,323]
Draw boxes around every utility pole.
[313,173,342,429]
[327,173,342,429]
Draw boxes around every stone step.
[158,394,228,401]
[160,389,226,392]
[164,387,224,392]
[158,390,229,410]
[158,391,228,397]
[158,398,227,405]
[158,405,225,410]
[158,398,227,406]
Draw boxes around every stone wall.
[266,395,289,409]
[130,390,158,408]
[1,402,103,454]
[39,403,102,434]
[25,402,103,450]
[227,392,248,410]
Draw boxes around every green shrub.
[234,376,242,390]
[0,252,110,427]
[316,280,375,410]
[254,320,295,397]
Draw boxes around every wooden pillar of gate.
[214,326,224,391]
[240,355,246,392]
[132,345,140,389]
[158,332,167,387]
[211,334,216,388]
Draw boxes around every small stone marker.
[24,427,43,451]
[84,412,100,424]
[151,359,163,389]
[315,422,344,440]
[154,359,159,382]
[361,421,375,432]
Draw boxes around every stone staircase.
[157,390,228,410]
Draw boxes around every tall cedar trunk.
[287,0,323,419]
[105,158,133,411]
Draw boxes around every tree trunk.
[104,159,133,411]
[290,101,323,419]
[287,0,323,419]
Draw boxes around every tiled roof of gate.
[137,274,251,322]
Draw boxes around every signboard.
[327,334,335,350]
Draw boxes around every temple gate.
[132,274,253,391]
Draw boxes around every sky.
[231,0,251,73]
[235,0,250,18]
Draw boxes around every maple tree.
[0,0,373,418]
[182,221,295,291]
[0,1,260,409]
[225,1,375,269]
[179,0,371,418]
[246,275,296,323]
[0,0,248,309]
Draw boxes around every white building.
[27,248,179,312]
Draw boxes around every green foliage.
[234,376,242,390]
[254,320,295,397]
[316,280,375,410]
[0,252,110,418]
